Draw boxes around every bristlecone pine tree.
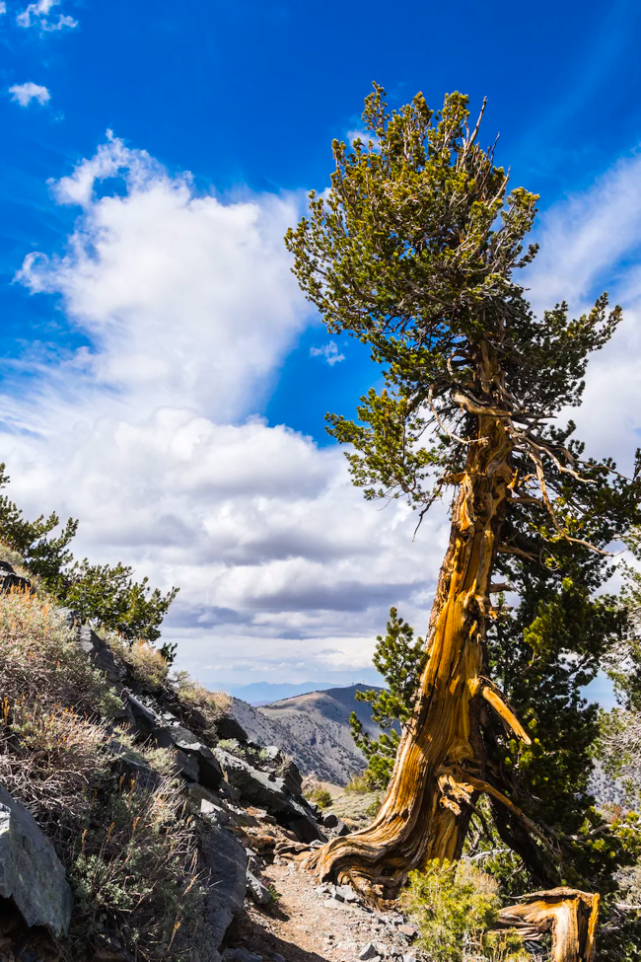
[285,85,641,913]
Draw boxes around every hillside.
[0,562,428,962]
[259,685,386,785]
[223,685,391,786]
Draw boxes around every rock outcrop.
[0,783,73,938]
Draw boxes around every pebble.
[322,897,350,910]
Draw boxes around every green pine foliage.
[286,83,641,892]
[402,860,528,962]
[0,463,177,643]
[350,607,428,789]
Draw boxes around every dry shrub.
[0,697,203,960]
[0,700,110,841]
[344,771,376,794]
[0,588,118,714]
[72,770,204,961]
[302,775,333,809]
[173,671,232,741]
[107,635,170,690]
[0,589,204,961]
[0,542,30,576]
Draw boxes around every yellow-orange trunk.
[307,412,515,895]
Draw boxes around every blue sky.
[1,0,641,698]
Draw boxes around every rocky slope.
[0,563,424,962]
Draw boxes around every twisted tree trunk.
[307,409,531,896]
[498,888,600,962]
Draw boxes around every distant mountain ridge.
[225,680,337,705]
[225,683,390,785]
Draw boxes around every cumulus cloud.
[309,341,345,366]
[5,134,449,687]
[7,133,641,690]
[0,4,7,14]
[525,150,641,472]
[16,0,77,30]
[9,82,50,106]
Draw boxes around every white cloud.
[17,0,77,30]
[309,340,345,366]
[0,4,7,15]
[9,82,51,106]
[7,134,641,689]
[4,134,448,687]
[525,149,641,473]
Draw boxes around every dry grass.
[172,671,232,742]
[0,588,205,961]
[107,635,170,690]
[0,587,119,714]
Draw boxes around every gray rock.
[127,692,223,789]
[321,811,338,828]
[200,827,248,948]
[402,956,419,962]
[246,870,271,905]
[398,924,418,940]
[322,898,350,910]
[0,783,72,937]
[359,945,381,961]
[0,563,32,596]
[76,623,127,686]
[105,738,161,790]
[334,883,359,902]
[213,748,325,843]
[245,847,262,875]
[222,950,263,962]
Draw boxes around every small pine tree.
[350,607,428,788]
[0,464,177,644]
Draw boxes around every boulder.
[0,562,32,596]
[213,748,326,843]
[105,738,162,791]
[126,693,223,790]
[75,623,127,687]
[0,784,72,937]
[200,827,248,948]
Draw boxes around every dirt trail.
[227,857,421,962]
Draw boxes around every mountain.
[223,684,394,786]
[224,680,337,705]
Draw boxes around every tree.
[0,464,177,643]
[350,607,428,789]
[285,86,641,896]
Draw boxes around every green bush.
[0,463,177,643]
[402,859,528,962]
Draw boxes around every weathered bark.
[306,403,529,896]
[498,888,600,962]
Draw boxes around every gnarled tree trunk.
[307,409,531,896]
[498,888,600,962]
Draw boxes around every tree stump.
[497,887,600,962]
